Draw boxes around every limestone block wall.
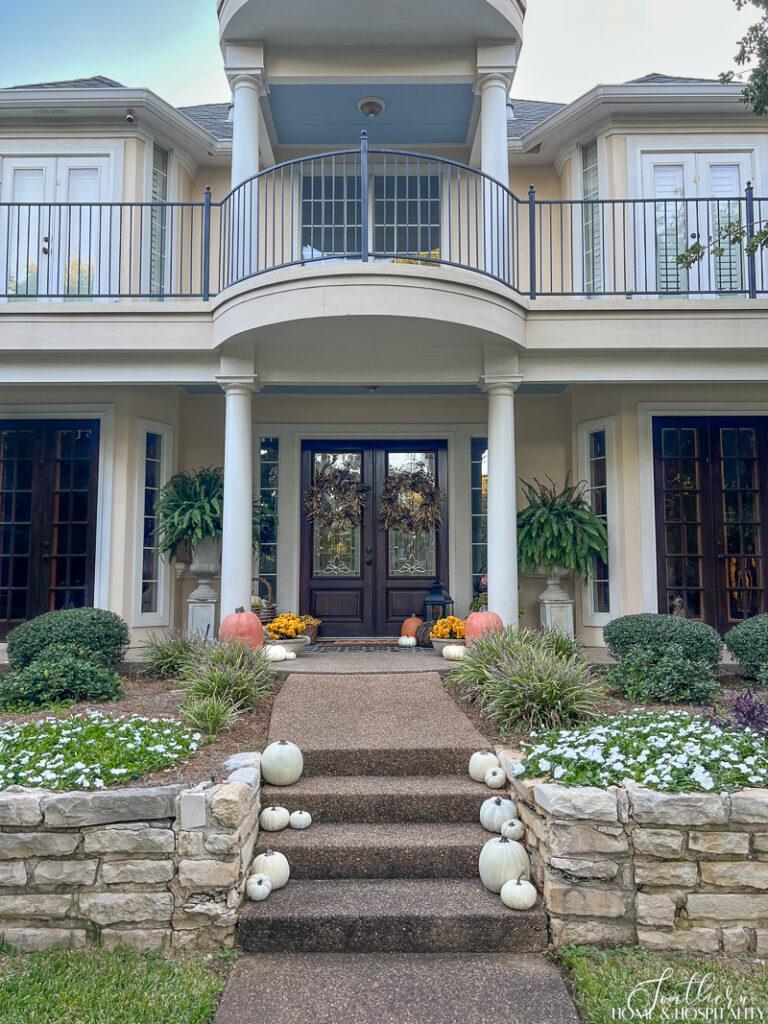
[497,748,768,953]
[0,753,260,952]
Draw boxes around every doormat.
[314,639,401,653]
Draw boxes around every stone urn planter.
[538,566,574,637]
[431,638,465,656]
[187,537,222,639]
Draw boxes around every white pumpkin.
[501,818,525,842]
[264,645,288,662]
[259,805,290,832]
[245,872,273,901]
[289,810,312,830]
[261,740,304,786]
[479,795,518,833]
[478,835,530,893]
[500,874,538,910]
[252,849,290,890]
[468,750,499,783]
[285,651,297,661]
[442,644,465,661]
[484,767,507,789]
[398,636,417,648]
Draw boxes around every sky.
[0,0,758,108]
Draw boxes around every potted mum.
[517,476,608,636]
[266,613,311,655]
[430,615,466,656]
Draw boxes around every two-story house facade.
[2,0,768,647]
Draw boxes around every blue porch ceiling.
[267,83,476,146]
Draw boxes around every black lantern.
[425,579,454,621]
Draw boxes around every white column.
[230,76,262,189]
[486,381,519,626]
[220,382,255,619]
[478,73,510,188]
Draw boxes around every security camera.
[125,110,136,124]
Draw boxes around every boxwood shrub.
[603,613,722,670]
[0,644,123,711]
[7,608,129,670]
[724,614,768,677]
[605,642,719,705]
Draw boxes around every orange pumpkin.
[465,610,504,641]
[401,612,423,638]
[219,606,264,648]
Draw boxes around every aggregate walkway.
[216,670,579,1024]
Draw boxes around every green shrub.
[141,631,202,680]
[447,626,601,732]
[603,613,722,670]
[606,643,720,705]
[724,614,768,676]
[7,608,129,670]
[180,696,241,737]
[183,640,275,707]
[0,645,123,711]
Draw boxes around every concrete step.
[299,744,478,777]
[261,774,489,823]
[255,823,489,878]
[216,953,578,1024]
[238,878,547,953]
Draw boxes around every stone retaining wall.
[0,753,261,952]
[497,747,768,953]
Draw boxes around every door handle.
[42,235,49,255]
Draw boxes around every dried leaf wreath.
[304,466,370,530]
[379,468,443,535]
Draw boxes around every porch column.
[230,75,262,189]
[220,382,255,618]
[486,380,520,626]
[478,73,511,188]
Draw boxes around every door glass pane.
[312,452,362,577]
[659,425,704,618]
[719,426,763,623]
[373,174,441,261]
[48,426,96,611]
[301,170,362,261]
[6,169,45,297]
[0,428,36,626]
[386,452,437,577]
[708,164,744,294]
[653,165,689,293]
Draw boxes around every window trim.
[577,416,620,627]
[133,419,174,628]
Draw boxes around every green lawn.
[559,946,768,1024]
[0,947,224,1024]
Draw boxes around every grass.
[559,946,768,1024]
[0,947,224,1024]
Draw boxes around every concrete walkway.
[216,670,579,1024]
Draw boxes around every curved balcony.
[1,139,765,303]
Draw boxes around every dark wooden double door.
[0,420,100,637]
[653,416,768,633]
[300,440,448,637]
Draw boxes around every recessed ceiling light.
[357,96,386,119]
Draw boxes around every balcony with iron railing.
[2,134,766,305]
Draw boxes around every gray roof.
[507,98,565,139]
[178,102,232,141]
[8,75,125,90]
[625,72,718,85]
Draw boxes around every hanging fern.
[154,466,273,559]
[517,476,608,578]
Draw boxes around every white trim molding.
[577,415,620,628]
[638,400,768,614]
[0,403,114,611]
[132,419,174,628]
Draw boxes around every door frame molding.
[0,404,115,612]
[638,402,768,614]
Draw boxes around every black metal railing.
[1,133,766,302]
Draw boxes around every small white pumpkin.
[259,805,290,832]
[468,750,499,783]
[252,849,290,890]
[479,795,518,833]
[484,767,507,789]
[501,818,525,842]
[264,645,288,662]
[478,835,530,893]
[245,872,273,901]
[261,740,304,786]
[500,873,538,910]
[289,809,312,830]
[442,644,465,661]
[284,651,297,661]
[398,636,417,648]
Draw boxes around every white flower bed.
[0,710,202,791]
[512,710,768,793]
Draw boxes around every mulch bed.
[0,671,278,789]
